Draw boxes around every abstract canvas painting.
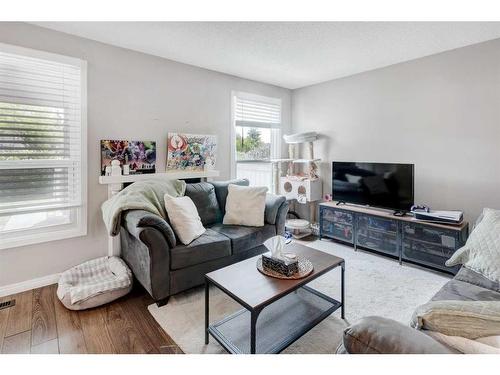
[166,133,217,171]
[100,140,156,175]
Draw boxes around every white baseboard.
[0,273,61,298]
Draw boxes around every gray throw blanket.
[101,179,186,236]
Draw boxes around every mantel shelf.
[99,170,220,185]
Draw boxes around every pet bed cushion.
[57,256,132,310]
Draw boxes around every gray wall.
[292,38,500,222]
[2,22,499,288]
[0,23,291,287]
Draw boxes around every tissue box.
[262,254,299,277]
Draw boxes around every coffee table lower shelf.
[207,286,341,354]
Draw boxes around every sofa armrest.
[265,194,287,225]
[121,210,175,302]
[122,209,176,248]
[342,316,455,354]
[274,199,289,236]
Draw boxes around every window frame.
[230,91,282,190]
[0,42,87,250]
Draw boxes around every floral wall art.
[166,133,217,171]
[100,140,156,175]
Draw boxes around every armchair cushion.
[342,316,455,354]
[122,209,176,248]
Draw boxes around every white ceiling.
[32,22,500,89]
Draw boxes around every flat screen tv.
[332,162,414,212]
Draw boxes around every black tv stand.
[319,201,469,274]
[336,201,346,206]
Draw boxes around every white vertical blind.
[0,47,83,217]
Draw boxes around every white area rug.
[148,240,451,354]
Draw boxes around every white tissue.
[264,235,286,259]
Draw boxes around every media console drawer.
[319,203,469,275]
[320,206,354,243]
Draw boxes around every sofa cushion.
[210,223,276,254]
[170,228,231,270]
[454,267,500,293]
[223,185,268,227]
[446,208,500,283]
[410,300,500,340]
[185,182,221,226]
[210,179,249,218]
[431,279,500,302]
[342,316,455,354]
[164,195,206,245]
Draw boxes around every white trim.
[80,60,88,242]
[0,217,86,250]
[0,273,61,298]
[230,91,237,179]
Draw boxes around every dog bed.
[57,256,133,310]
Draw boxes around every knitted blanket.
[101,178,186,236]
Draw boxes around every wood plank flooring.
[0,284,183,354]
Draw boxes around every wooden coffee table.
[204,242,345,354]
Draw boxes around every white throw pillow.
[164,194,206,245]
[223,184,268,227]
[446,208,500,283]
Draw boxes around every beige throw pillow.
[446,208,500,283]
[411,300,500,340]
[164,194,206,245]
[223,184,268,227]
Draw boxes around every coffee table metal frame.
[204,259,345,354]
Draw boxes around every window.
[232,92,281,191]
[0,43,87,249]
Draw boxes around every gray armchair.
[120,179,289,306]
[338,267,500,354]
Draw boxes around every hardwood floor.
[0,284,183,354]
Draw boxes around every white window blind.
[235,94,281,129]
[233,92,282,192]
[0,43,86,248]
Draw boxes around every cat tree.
[271,131,322,238]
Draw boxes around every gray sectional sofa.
[338,266,500,353]
[120,179,288,306]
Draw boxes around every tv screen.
[332,162,414,211]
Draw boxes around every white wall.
[292,38,500,223]
[2,22,499,288]
[0,22,291,287]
